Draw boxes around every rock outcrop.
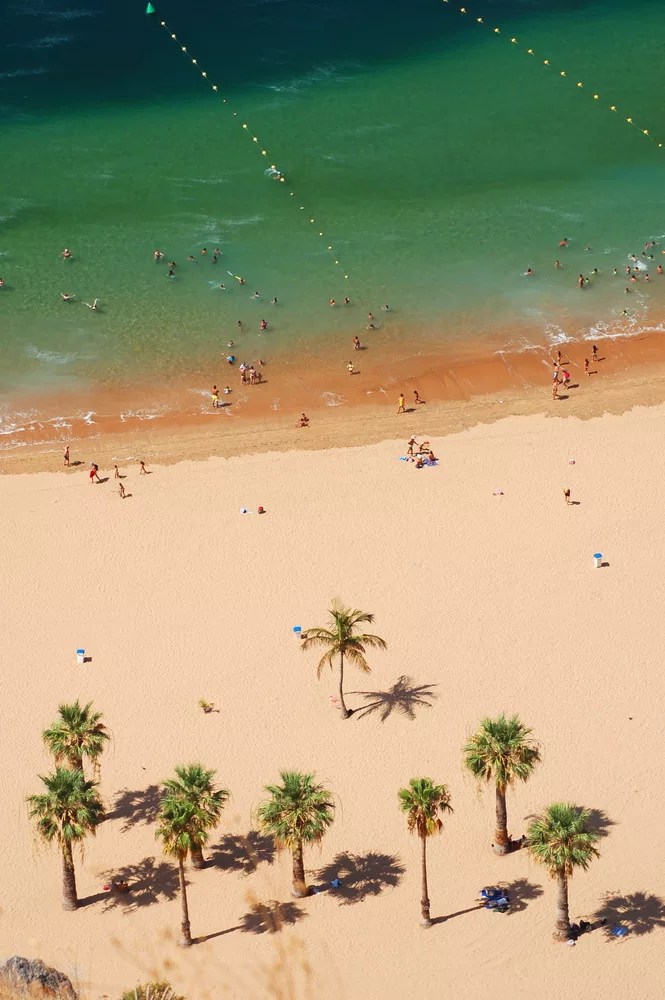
[0,957,78,999]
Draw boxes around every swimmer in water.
[658,265,663,275]
[329,299,336,307]
[84,298,99,310]
[236,276,246,285]
[201,248,208,256]
[168,269,175,278]
[167,261,177,269]
[559,238,569,247]
[186,255,196,262]
[344,297,350,305]
[555,260,561,269]
[381,304,390,311]
[60,292,74,302]
[260,319,267,331]
[271,297,278,305]
[219,283,226,290]
[251,291,260,300]
[153,249,164,261]
[60,248,72,259]
[353,336,361,350]
[578,274,585,289]
[524,267,534,276]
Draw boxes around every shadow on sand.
[349,675,437,722]
[208,830,276,874]
[314,850,404,904]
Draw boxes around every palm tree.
[155,796,200,947]
[300,600,387,719]
[463,713,541,855]
[527,803,600,941]
[398,777,452,927]
[258,771,334,897]
[42,700,110,775]
[27,767,105,910]
[162,764,229,869]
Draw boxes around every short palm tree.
[258,771,334,897]
[27,767,105,910]
[42,700,110,775]
[300,600,387,718]
[155,797,200,947]
[463,714,541,854]
[398,778,452,927]
[527,803,600,941]
[162,764,229,869]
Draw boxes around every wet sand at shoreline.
[4,323,665,474]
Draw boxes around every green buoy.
[146,2,156,14]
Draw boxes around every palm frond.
[398,777,452,839]
[527,803,600,878]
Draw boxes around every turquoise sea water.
[2,0,665,427]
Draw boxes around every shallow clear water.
[1,0,665,400]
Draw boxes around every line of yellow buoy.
[440,0,664,149]
[156,19,353,289]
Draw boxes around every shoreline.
[3,322,665,474]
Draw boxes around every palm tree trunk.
[61,840,78,911]
[494,783,510,855]
[553,870,571,942]
[68,752,84,773]
[291,840,309,897]
[177,856,192,947]
[338,651,350,719]
[190,845,205,869]
[420,834,432,927]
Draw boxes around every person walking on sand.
[552,381,559,400]
[89,463,101,484]
[347,361,355,375]
[397,393,406,414]
[114,464,121,479]
[592,344,599,362]
[414,389,425,405]
[585,358,590,377]
[118,482,126,499]
[139,461,148,474]
[407,437,420,459]
[353,336,361,350]
[562,369,571,389]
[211,385,220,408]
[63,446,70,467]
[563,488,571,505]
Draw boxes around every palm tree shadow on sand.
[594,891,665,938]
[208,830,276,874]
[431,877,544,924]
[349,675,438,721]
[107,784,163,831]
[314,851,405,904]
[82,856,179,911]
[196,899,306,942]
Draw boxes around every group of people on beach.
[551,344,601,399]
[64,447,149,498]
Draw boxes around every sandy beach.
[2,398,664,998]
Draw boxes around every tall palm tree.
[463,713,541,855]
[398,777,452,927]
[527,803,600,941]
[258,771,334,897]
[27,767,105,910]
[42,700,110,775]
[300,600,387,719]
[155,796,200,947]
[162,764,229,869]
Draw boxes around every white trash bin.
[76,648,85,664]
[593,553,602,569]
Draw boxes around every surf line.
[146,6,355,293]
[439,0,665,151]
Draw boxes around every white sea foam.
[25,346,80,365]
[322,391,345,407]
[15,34,74,50]
[0,67,47,81]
